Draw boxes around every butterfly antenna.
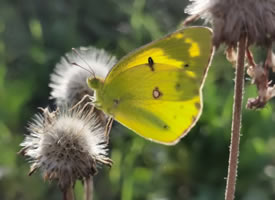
[64,55,94,76]
[72,48,96,78]
[72,62,94,75]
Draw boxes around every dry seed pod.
[20,107,112,190]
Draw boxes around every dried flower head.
[19,107,112,190]
[185,0,275,108]
[185,0,275,46]
[245,49,275,109]
[49,47,117,106]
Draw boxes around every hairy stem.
[225,35,247,200]
[63,186,75,200]
[84,177,94,200]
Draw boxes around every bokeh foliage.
[0,0,275,199]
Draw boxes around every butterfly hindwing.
[101,63,203,144]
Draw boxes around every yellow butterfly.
[87,26,213,145]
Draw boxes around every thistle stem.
[63,186,75,200]
[225,35,247,200]
[84,177,94,200]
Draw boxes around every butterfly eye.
[87,77,102,90]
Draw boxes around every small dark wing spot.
[152,87,163,99]
[195,102,200,110]
[175,83,181,90]
[113,99,120,110]
[184,64,189,68]
[163,125,169,130]
[148,57,154,71]
[192,116,196,123]
[113,99,119,105]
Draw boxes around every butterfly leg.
[104,117,113,144]
[78,101,94,116]
[69,94,93,111]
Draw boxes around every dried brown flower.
[186,0,275,47]
[19,107,112,190]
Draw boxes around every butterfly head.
[87,77,103,90]
[87,77,104,106]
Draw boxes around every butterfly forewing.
[104,27,213,86]
[101,64,203,144]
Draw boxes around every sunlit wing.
[101,63,206,144]
[104,26,213,86]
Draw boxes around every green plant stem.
[225,35,247,200]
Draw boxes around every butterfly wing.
[98,26,213,144]
[104,26,213,86]
[101,63,210,145]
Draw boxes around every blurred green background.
[1,0,275,199]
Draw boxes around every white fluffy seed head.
[186,0,275,46]
[20,107,112,190]
[49,46,117,106]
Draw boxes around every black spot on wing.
[163,125,169,130]
[113,99,119,105]
[148,57,154,71]
[109,99,120,114]
[175,83,181,91]
[195,102,200,110]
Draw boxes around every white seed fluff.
[49,46,117,106]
